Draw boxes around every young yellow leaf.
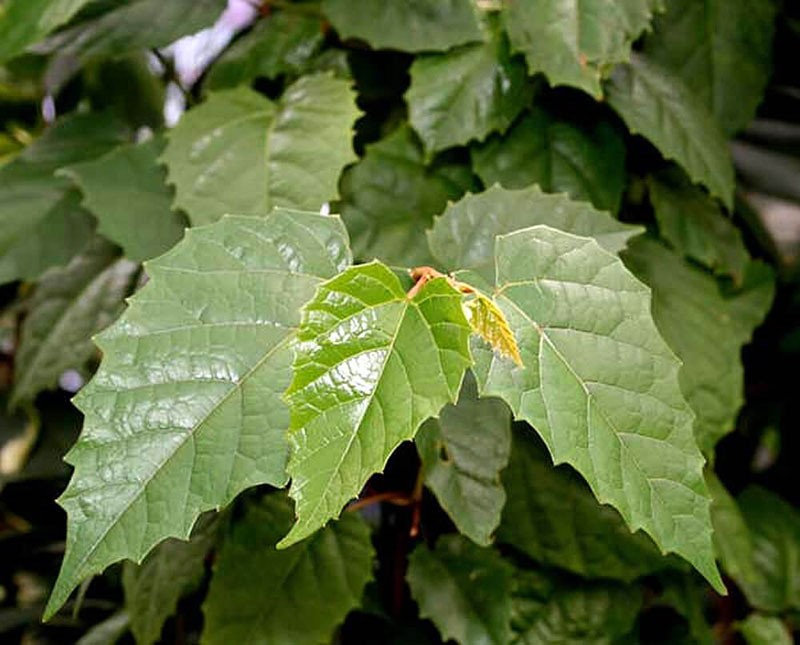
[466,293,523,367]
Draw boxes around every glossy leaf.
[0,0,93,63]
[606,54,735,208]
[44,210,352,619]
[280,262,473,546]
[407,535,513,645]
[416,373,512,546]
[473,225,723,591]
[163,75,359,226]
[203,494,374,645]
[739,614,793,645]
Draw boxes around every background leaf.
[739,614,793,645]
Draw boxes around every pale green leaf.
[606,54,735,208]
[502,0,662,97]
[12,238,137,408]
[407,535,513,645]
[406,14,531,154]
[280,263,473,546]
[416,373,512,546]
[471,107,627,214]
[61,137,186,262]
[203,494,374,645]
[622,236,774,453]
[739,614,793,645]
[322,0,483,52]
[163,74,359,226]
[473,225,723,591]
[75,611,131,645]
[44,209,352,619]
[427,185,641,283]
[340,126,476,267]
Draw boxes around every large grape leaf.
[472,225,723,591]
[203,494,373,644]
[622,236,774,454]
[502,0,662,98]
[471,107,627,214]
[43,209,352,619]
[61,137,186,262]
[407,535,513,645]
[162,74,359,226]
[0,0,93,63]
[427,185,641,283]
[499,428,676,581]
[406,13,530,154]
[606,54,735,208]
[12,239,137,408]
[322,0,483,52]
[416,373,512,546]
[279,263,473,547]
[642,0,777,135]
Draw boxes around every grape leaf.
[471,107,627,214]
[416,373,512,546]
[427,185,641,283]
[12,238,137,408]
[407,535,513,645]
[61,137,186,262]
[606,54,735,208]
[203,494,373,645]
[406,13,530,154]
[43,209,352,619]
[472,225,723,592]
[0,0,93,63]
[502,0,662,98]
[739,614,793,645]
[163,74,359,226]
[322,0,483,52]
[279,263,473,547]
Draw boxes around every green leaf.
[471,107,627,214]
[502,0,661,98]
[656,572,716,645]
[622,236,774,453]
[473,225,723,591]
[498,428,675,581]
[61,137,185,262]
[340,126,476,267]
[75,611,131,645]
[44,209,352,619]
[642,0,777,134]
[427,185,642,283]
[647,168,749,280]
[739,614,793,645]
[163,75,358,226]
[203,494,374,645]
[605,54,735,208]
[0,0,93,63]
[416,373,512,546]
[406,14,531,154]
[123,514,220,645]
[407,535,513,645]
[737,487,800,612]
[279,262,473,547]
[322,0,483,52]
[12,238,137,408]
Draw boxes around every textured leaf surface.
[642,0,776,134]
[163,75,359,226]
[471,107,627,213]
[407,535,513,645]
[322,0,483,52]
[0,0,93,63]
[739,614,793,645]
[406,14,530,154]
[606,54,735,208]
[340,126,476,267]
[62,137,185,262]
[473,225,722,590]
[416,373,512,545]
[465,295,523,367]
[12,239,137,407]
[499,429,675,581]
[502,0,661,97]
[623,236,774,453]
[427,185,641,283]
[280,263,472,546]
[203,494,374,645]
[44,210,352,618]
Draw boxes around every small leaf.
[738,614,793,645]
[280,263,473,547]
[465,294,522,367]
[75,611,131,645]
